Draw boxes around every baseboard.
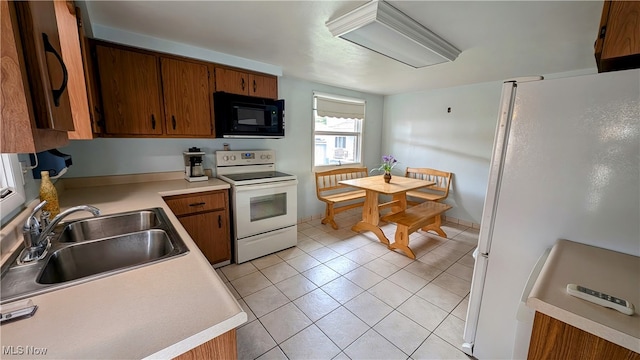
[443,215,480,229]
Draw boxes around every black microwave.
[213,92,285,138]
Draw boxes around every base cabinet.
[164,190,231,266]
[174,328,237,360]
[528,312,640,360]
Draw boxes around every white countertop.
[0,175,247,359]
[527,239,640,353]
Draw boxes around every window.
[1,154,26,221]
[312,92,365,169]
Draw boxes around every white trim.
[1,154,26,219]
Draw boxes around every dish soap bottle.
[39,170,60,218]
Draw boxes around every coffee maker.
[183,147,208,182]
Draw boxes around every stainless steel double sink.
[1,208,189,305]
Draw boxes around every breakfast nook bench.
[381,200,452,259]
[405,167,452,205]
[315,167,368,229]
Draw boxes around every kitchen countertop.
[527,239,640,353]
[0,174,246,359]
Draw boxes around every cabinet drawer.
[164,191,227,216]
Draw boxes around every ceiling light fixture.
[326,0,461,68]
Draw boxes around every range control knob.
[230,155,236,161]
[223,156,229,161]
[260,154,267,159]
[267,155,272,159]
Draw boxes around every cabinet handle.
[151,115,156,129]
[189,202,206,207]
[218,214,222,228]
[172,115,176,130]
[241,77,245,91]
[253,79,257,93]
[42,33,68,107]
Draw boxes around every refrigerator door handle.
[472,247,489,259]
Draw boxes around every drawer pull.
[189,202,206,207]
[218,214,222,228]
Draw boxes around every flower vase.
[384,171,392,183]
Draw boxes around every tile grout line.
[229,219,477,359]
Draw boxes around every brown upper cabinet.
[13,0,73,132]
[594,0,640,72]
[215,67,278,99]
[64,3,102,139]
[94,42,214,137]
[1,0,94,153]
[161,58,213,136]
[95,45,164,135]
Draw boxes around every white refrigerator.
[462,69,640,359]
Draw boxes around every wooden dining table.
[339,175,435,245]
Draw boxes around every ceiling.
[83,1,603,96]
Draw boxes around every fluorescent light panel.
[326,0,461,68]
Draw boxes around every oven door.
[233,180,297,239]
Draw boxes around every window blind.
[316,96,365,119]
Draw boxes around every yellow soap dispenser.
[39,170,60,218]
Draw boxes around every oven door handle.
[234,180,298,193]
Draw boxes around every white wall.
[61,75,384,221]
[382,82,503,223]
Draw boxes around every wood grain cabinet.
[95,45,163,135]
[161,57,213,136]
[94,42,214,137]
[164,190,231,267]
[594,0,640,72]
[528,312,640,360]
[215,67,278,99]
[1,0,93,153]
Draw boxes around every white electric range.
[216,150,298,263]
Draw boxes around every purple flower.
[371,155,399,174]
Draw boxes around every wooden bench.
[380,201,452,259]
[405,167,452,205]
[315,167,368,230]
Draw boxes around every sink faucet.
[20,201,101,263]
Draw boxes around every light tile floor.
[217,210,477,360]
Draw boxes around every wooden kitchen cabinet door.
[13,0,74,131]
[595,0,640,72]
[249,73,278,99]
[178,210,231,265]
[65,5,102,138]
[215,67,278,99]
[215,67,249,95]
[160,57,213,136]
[95,45,163,135]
